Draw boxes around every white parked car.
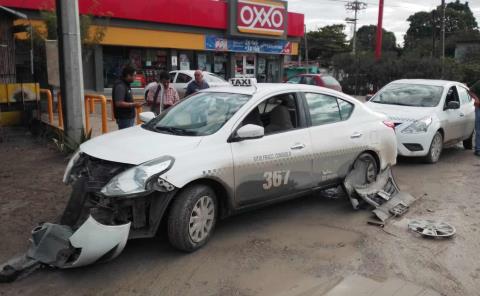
[169,70,229,98]
[37,79,396,268]
[366,79,475,163]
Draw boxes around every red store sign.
[236,0,287,36]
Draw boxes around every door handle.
[459,113,465,117]
[290,143,306,150]
[350,132,363,139]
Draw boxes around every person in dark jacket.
[113,65,143,129]
[185,70,209,97]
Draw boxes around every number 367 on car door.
[263,170,291,190]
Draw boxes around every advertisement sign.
[0,83,40,103]
[237,0,286,36]
[205,35,292,55]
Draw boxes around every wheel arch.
[359,149,381,173]
[168,178,233,220]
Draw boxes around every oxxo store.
[5,0,304,90]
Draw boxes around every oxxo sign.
[236,0,286,37]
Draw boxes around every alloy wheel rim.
[431,134,442,161]
[189,196,215,243]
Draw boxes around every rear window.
[322,76,340,86]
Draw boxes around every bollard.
[57,93,64,129]
[84,96,91,134]
[40,89,54,124]
[84,94,109,134]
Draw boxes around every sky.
[288,0,480,45]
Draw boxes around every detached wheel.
[167,184,217,252]
[463,131,474,150]
[425,131,443,163]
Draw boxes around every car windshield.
[144,92,251,136]
[371,83,443,107]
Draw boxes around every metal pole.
[440,0,445,78]
[374,0,384,61]
[55,0,85,144]
[353,5,358,55]
[304,24,309,71]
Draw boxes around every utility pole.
[440,0,446,78]
[55,0,85,145]
[346,0,367,55]
[374,0,384,61]
[304,24,309,71]
[432,10,436,57]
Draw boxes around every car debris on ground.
[408,219,456,239]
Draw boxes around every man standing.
[113,65,143,129]
[185,70,209,97]
[470,80,480,156]
[148,71,179,114]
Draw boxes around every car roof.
[170,70,214,76]
[198,83,349,100]
[390,79,462,87]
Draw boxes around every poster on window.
[180,62,190,70]
[198,54,207,71]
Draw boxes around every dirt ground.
[0,128,480,296]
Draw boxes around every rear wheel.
[463,131,474,150]
[425,131,443,163]
[167,184,217,252]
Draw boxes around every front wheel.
[167,184,217,252]
[425,131,443,163]
[463,131,474,150]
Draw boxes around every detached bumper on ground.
[0,215,130,282]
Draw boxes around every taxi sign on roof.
[230,78,257,87]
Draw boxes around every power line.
[345,0,368,54]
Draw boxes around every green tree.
[404,0,479,56]
[302,24,350,66]
[355,25,397,52]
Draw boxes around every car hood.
[365,102,436,122]
[80,125,202,165]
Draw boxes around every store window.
[235,54,256,78]
[213,53,227,79]
[103,46,168,88]
[179,52,193,71]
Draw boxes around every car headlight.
[402,117,433,134]
[101,156,174,197]
[63,150,81,184]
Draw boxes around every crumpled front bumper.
[27,215,130,268]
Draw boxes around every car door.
[456,85,475,139]
[303,92,360,187]
[442,86,464,142]
[230,92,313,206]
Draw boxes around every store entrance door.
[235,54,256,78]
[266,57,281,82]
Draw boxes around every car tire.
[425,131,443,163]
[167,184,217,252]
[356,153,379,184]
[463,131,474,150]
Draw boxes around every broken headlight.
[101,156,173,197]
[401,117,432,134]
[63,150,81,184]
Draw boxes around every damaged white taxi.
[5,79,399,274]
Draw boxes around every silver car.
[169,70,230,98]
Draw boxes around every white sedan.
[28,79,396,270]
[169,70,229,98]
[366,79,475,163]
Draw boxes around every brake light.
[383,120,395,130]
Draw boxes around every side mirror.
[139,111,155,123]
[234,124,264,141]
[446,101,460,110]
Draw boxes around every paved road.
[0,131,479,295]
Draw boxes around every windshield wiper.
[154,125,197,135]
